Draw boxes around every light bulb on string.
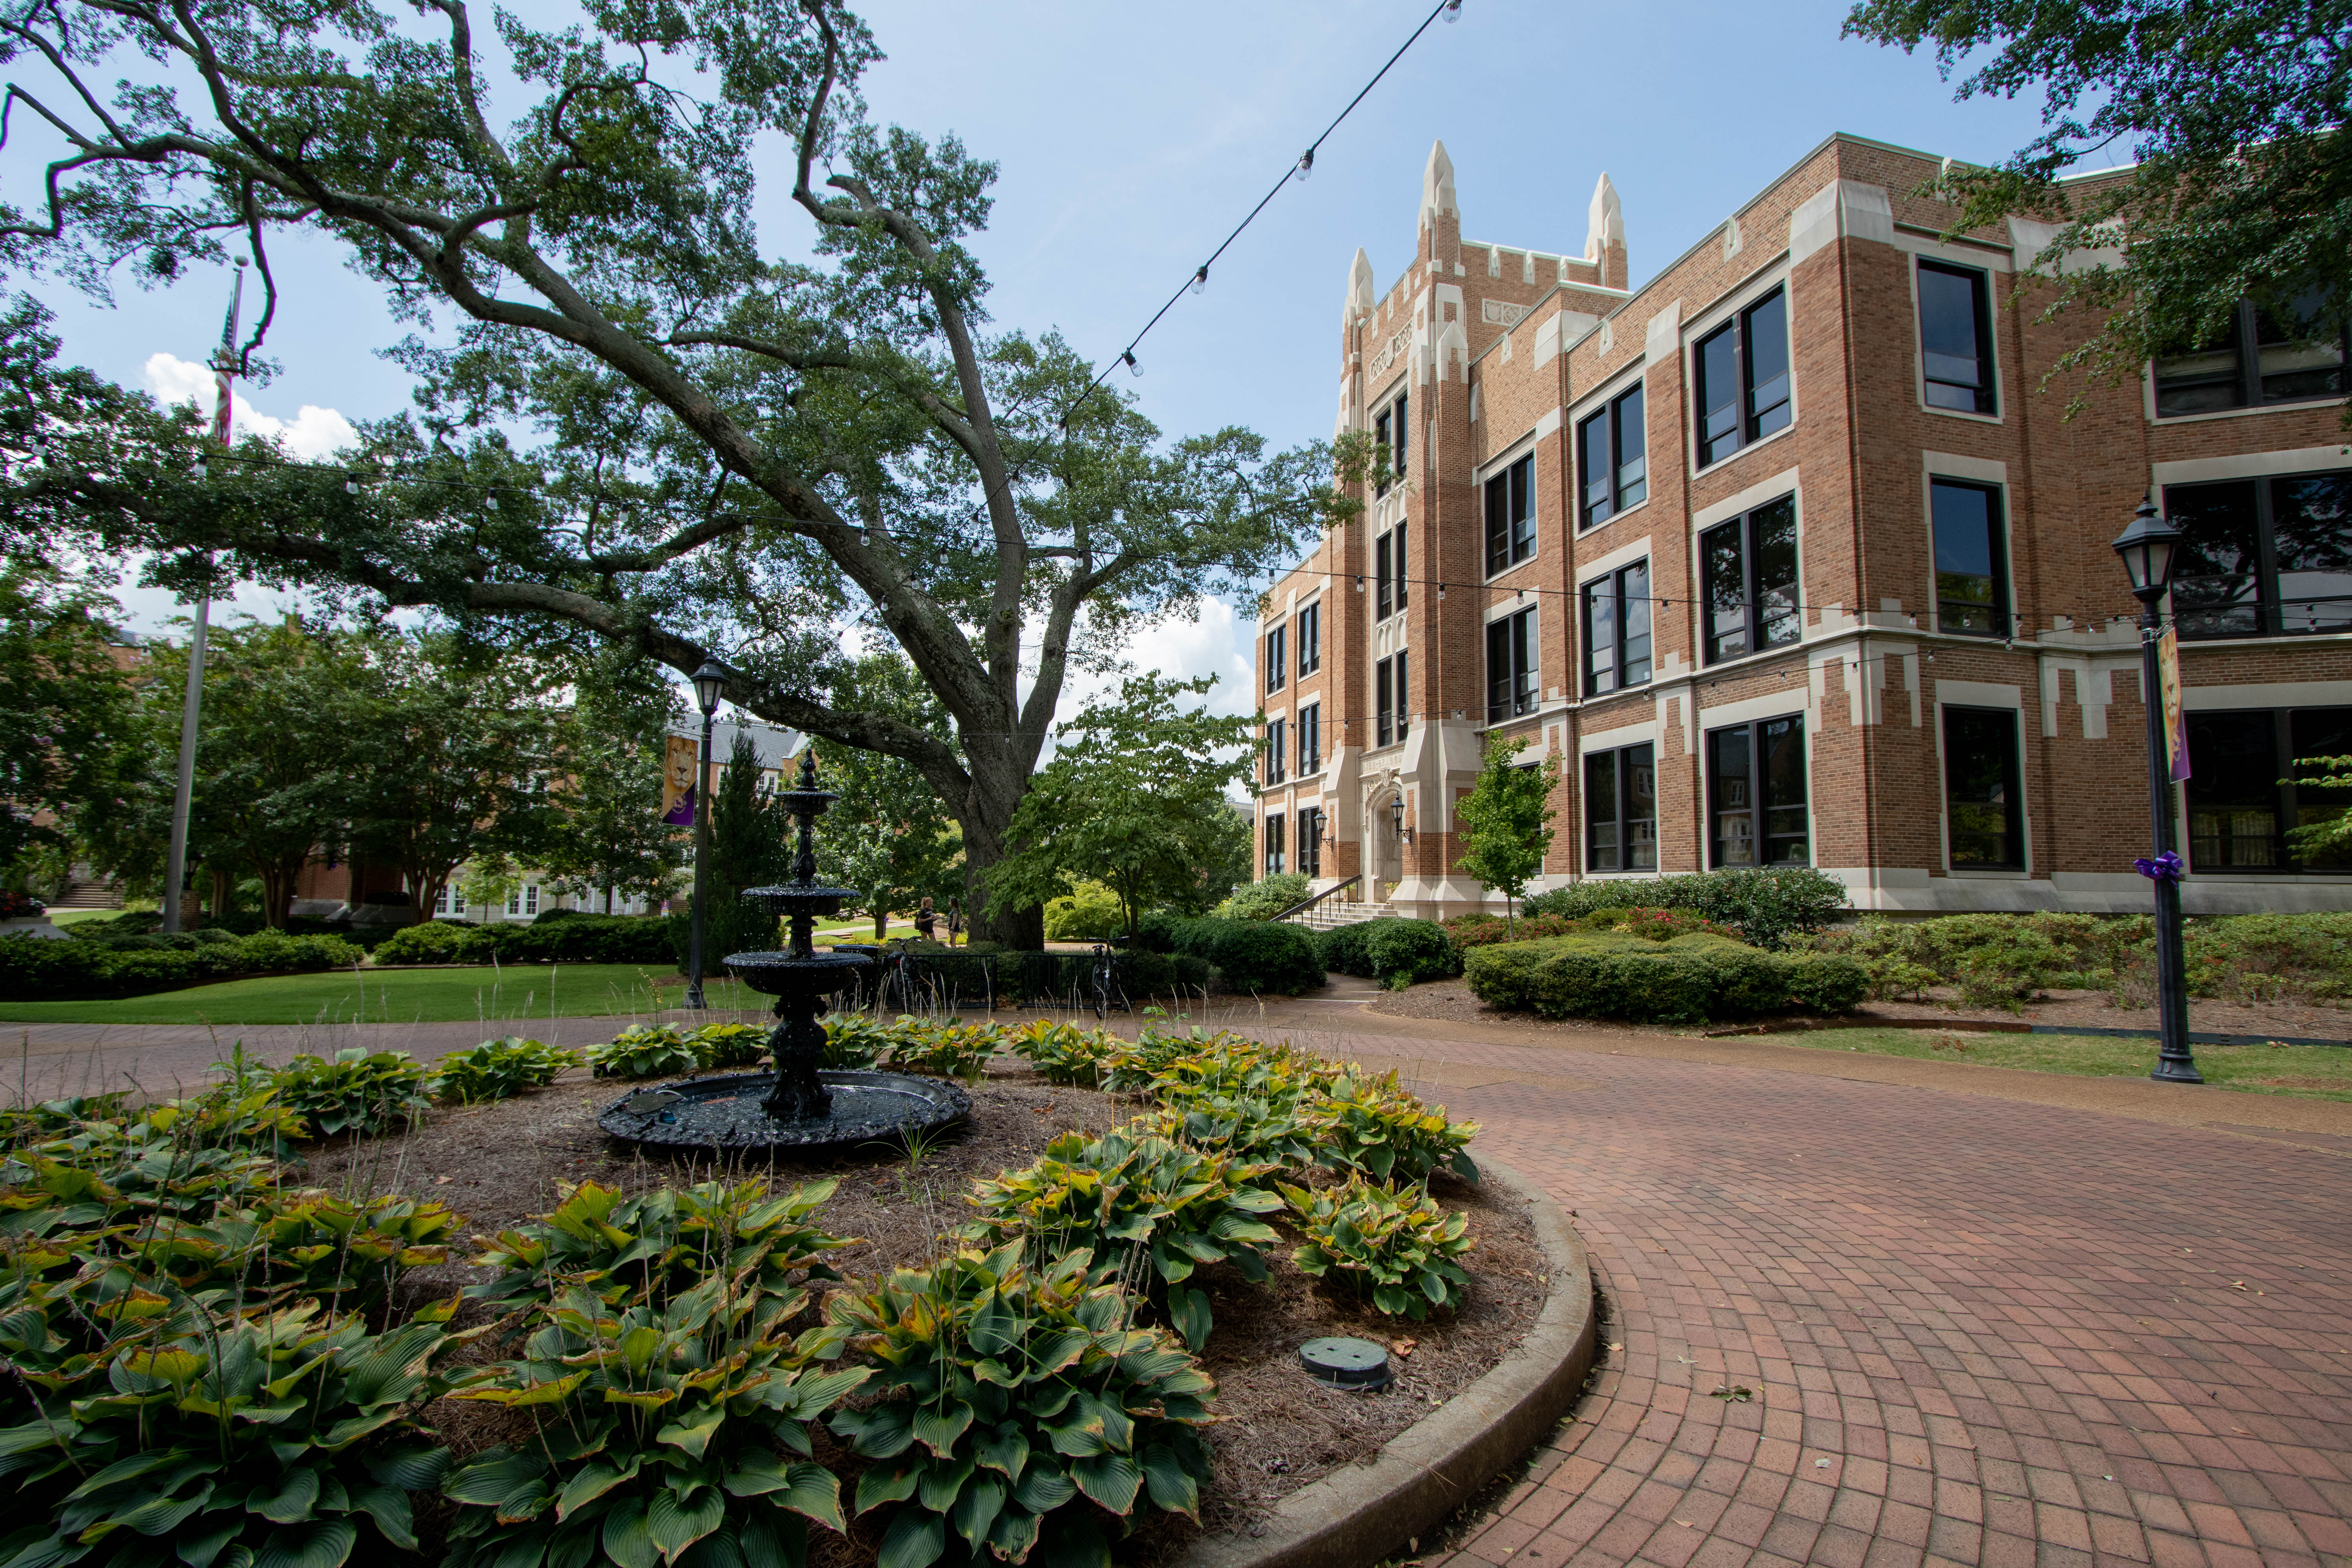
[345,477,359,495]
[192,462,207,480]
[1443,0,1463,20]
[1296,149,1314,181]
[1122,351,1141,378]
[1191,266,1208,295]
[485,495,499,511]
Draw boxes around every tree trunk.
[956,745,1045,949]
[260,856,303,928]
[207,865,235,927]
[872,909,887,940]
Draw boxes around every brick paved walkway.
[1261,1023,2352,1568]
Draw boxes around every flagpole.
[161,257,244,935]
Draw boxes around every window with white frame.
[1485,606,1538,724]
[506,884,540,918]
[1694,288,1791,468]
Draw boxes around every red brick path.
[1270,1026,2352,1568]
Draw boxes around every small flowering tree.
[1454,739,1561,935]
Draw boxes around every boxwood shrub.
[1464,933,1866,1023]
[372,910,677,967]
[1517,866,1848,950]
[1318,917,1459,988]
[1137,916,1325,995]
[0,927,363,1001]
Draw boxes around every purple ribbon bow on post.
[2133,851,2185,882]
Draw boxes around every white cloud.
[141,352,358,460]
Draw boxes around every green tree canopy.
[984,673,1255,941]
[813,652,962,938]
[0,561,135,887]
[1453,740,1560,931]
[539,656,689,914]
[0,1,1355,944]
[1845,0,2352,405]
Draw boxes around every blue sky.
[15,0,2066,713]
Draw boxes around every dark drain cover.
[1300,1336,1392,1391]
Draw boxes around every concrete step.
[45,879,124,910]
[1287,900,1392,931]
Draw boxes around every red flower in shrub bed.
[0,890,47,919]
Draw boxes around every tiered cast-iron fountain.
[596,750,969,1153]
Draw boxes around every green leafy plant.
[1518,866,1849,950]
[431,1035,581,1103]
[882,1019,1001,1080]
[1462,935,1868,1023]
[444,1278,868,1568]
[1281,1176,1475,1320]
[822,1013,888,1068]
[963,1128,1281,1348]
[1300,1071,1480,1185]
[469,1177,854,1316]
[588,1023,703,1081]
[820,1243,1216,1568]
[1099,1024,1254,1094]
[690,1020,773,1070]
[1004,1021,1121,1087]
[267,1048,435,1137]
[223,1189,460,1317]
[0,1297,461,1568]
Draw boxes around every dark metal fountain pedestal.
[597,750,967,1156]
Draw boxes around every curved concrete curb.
[1176,1155,1597,1568]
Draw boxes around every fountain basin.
[596,1069,969,1153]
[724,949,871,996]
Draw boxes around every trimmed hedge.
[1134,915,1325,995]
[836,943,1214,1008]
[371,911,677,967]
[1518,867,1848,949]
[1464,932,1867,1024]
[1318,917,1461,987]
[0,927,365,1001]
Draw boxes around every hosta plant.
[820,1243,1216,1568]
[882,1019,1003,1080]
[470,1177,854,1317]
[0,1296,461,1568]
[1301,1071,1480,1185]
[963,1129,1281,1348]
[1282,1176,1475,1321]
[1099,1025,1255,1094]
[1005,1021,1120,1087]
[690,1021,773,1071]
[223,1189,460,1316]
[821,1013,887,1068]
[444,1278,868,1568]
[431,1036,581,1103]
[588,1023,702,1080]
[268,1048,435,1137]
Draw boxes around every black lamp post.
[2112,497,2201,1084]
[683,659,730,1011]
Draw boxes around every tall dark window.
[1708,716,1808,866]
[1374,524,1408,621]
[1265,813,1285,875]
[1298,703,1320,774]
[1376,653,1408,747]
[1484,453,1534,575]
[1930,480,2009,636]
[1298,808,1324,877]
[1577,384,1647,529]
[1700,496,1800,664]
[2164,470,2352,639]
[1694,288,1791,467]
[1584,743,1657,873]
[1582,561,1653,695]
[1944,707,2024,869]
[1391,392,1408,479]
[1263,717,1286,785]
[1918,261,1997,414]
[1485,607,1538,723]
[2154,291,2350,417]
[1296,603,1320,677]
[1264,625,1286,693]
[2185,708,2352,871]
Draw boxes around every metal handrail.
[1273,873,1362,923]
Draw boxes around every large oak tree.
[0,0,1345,941]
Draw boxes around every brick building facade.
[1252,134,2352,917]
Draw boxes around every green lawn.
[0,964,768,1026]
[1790,1027,2352,1102]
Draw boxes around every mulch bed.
[301,1059,1544,1561]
